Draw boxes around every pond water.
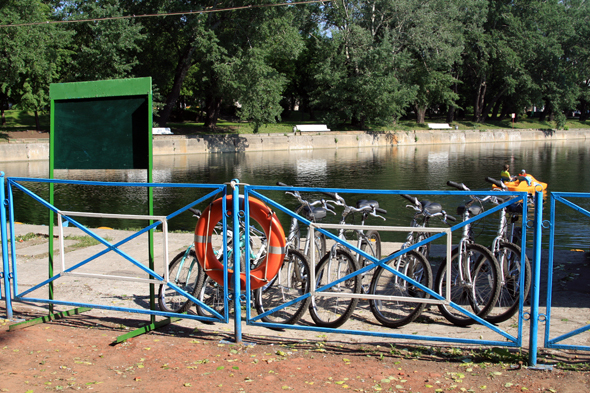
[3,139,589,250]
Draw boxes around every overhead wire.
[0,0,328,28]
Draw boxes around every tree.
[127,1,303,130]
[311,0,420,129]
[0,0,72,130]
[56,0,144,82]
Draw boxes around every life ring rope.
[201,197,216,273]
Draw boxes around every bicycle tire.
[195,273,227,322]
[369,250,432,328]
[158,249,200,313]
[308,249,361,328]
[359,230,382,291]
[254,249,311,325]
[435,243,501,327]
[476,241,531,324]
[360,230,382,265]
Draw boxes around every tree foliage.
[0,0,588,130]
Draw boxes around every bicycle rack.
[5,176,574,367]
[245,185,532,349]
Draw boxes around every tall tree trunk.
[158,44,196,127]
[580,100,589,121]
[480,86,509,123]
[204,93,222,128]
[446,82,458,123]
[541,100,553,122]
[500,101,509,120]
[491,99,501,119]
[1,108,5,126]
[446,105,455,124]
[474,77,486,122]
[415,104,427,124]
[34,110,40,131]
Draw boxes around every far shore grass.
[1,109,588,138]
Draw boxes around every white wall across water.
[1,128,588,162]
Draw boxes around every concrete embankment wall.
[1,128,588,162]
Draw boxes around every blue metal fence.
[544,192,590,352]
[0,173,231,324]
[4,174,582,366]
[244,185,532,349]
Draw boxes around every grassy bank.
[1,109,588,137]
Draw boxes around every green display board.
[50,78,152,170]
[46,77,157,331]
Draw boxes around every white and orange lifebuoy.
[194,195,286,290]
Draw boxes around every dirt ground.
[1,129,49,140]
[1,306,590,393]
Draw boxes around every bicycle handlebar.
[401,194,420,206]
[188,207,201,217]
[485,177,506,190]
[447,180,470,191]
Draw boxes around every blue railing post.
[231,179,242,343]
[0,172,13,319]
[528,190,543,366]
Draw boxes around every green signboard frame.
[44,78,157,337]
[50,78,153,170]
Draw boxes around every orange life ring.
[194,195,286,290]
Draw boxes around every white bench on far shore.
[293,124,331,134]
[152,127,173,134]
[427,123,453,130]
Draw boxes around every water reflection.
[3,139,589,249]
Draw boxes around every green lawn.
[1,109,588,138]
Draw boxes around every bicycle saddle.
[301,205,327,221]
[457,204,483,216]
[420,201,442,215]
[356,199,379,209]
[507,202,523,214]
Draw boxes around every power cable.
[0,0,329,28]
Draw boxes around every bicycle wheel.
[359,230,381,291]
[476,241,531,324]
[435,243,501,327]
[254,249,311,325]
[195,273,227,322]
[158,249,200,313]
[369,250,432,328]
[360,230,381,265]
[308,249,361,328]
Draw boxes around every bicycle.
[482,177,532,324]
[368,194,454,328]
[308,191,386,328]
[277,181,329,264]
[435,181,502,327]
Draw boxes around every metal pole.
[528,190,543,366]
[231,180,242,343]
[1,172,13,319]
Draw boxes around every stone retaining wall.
[1,128,588,162]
